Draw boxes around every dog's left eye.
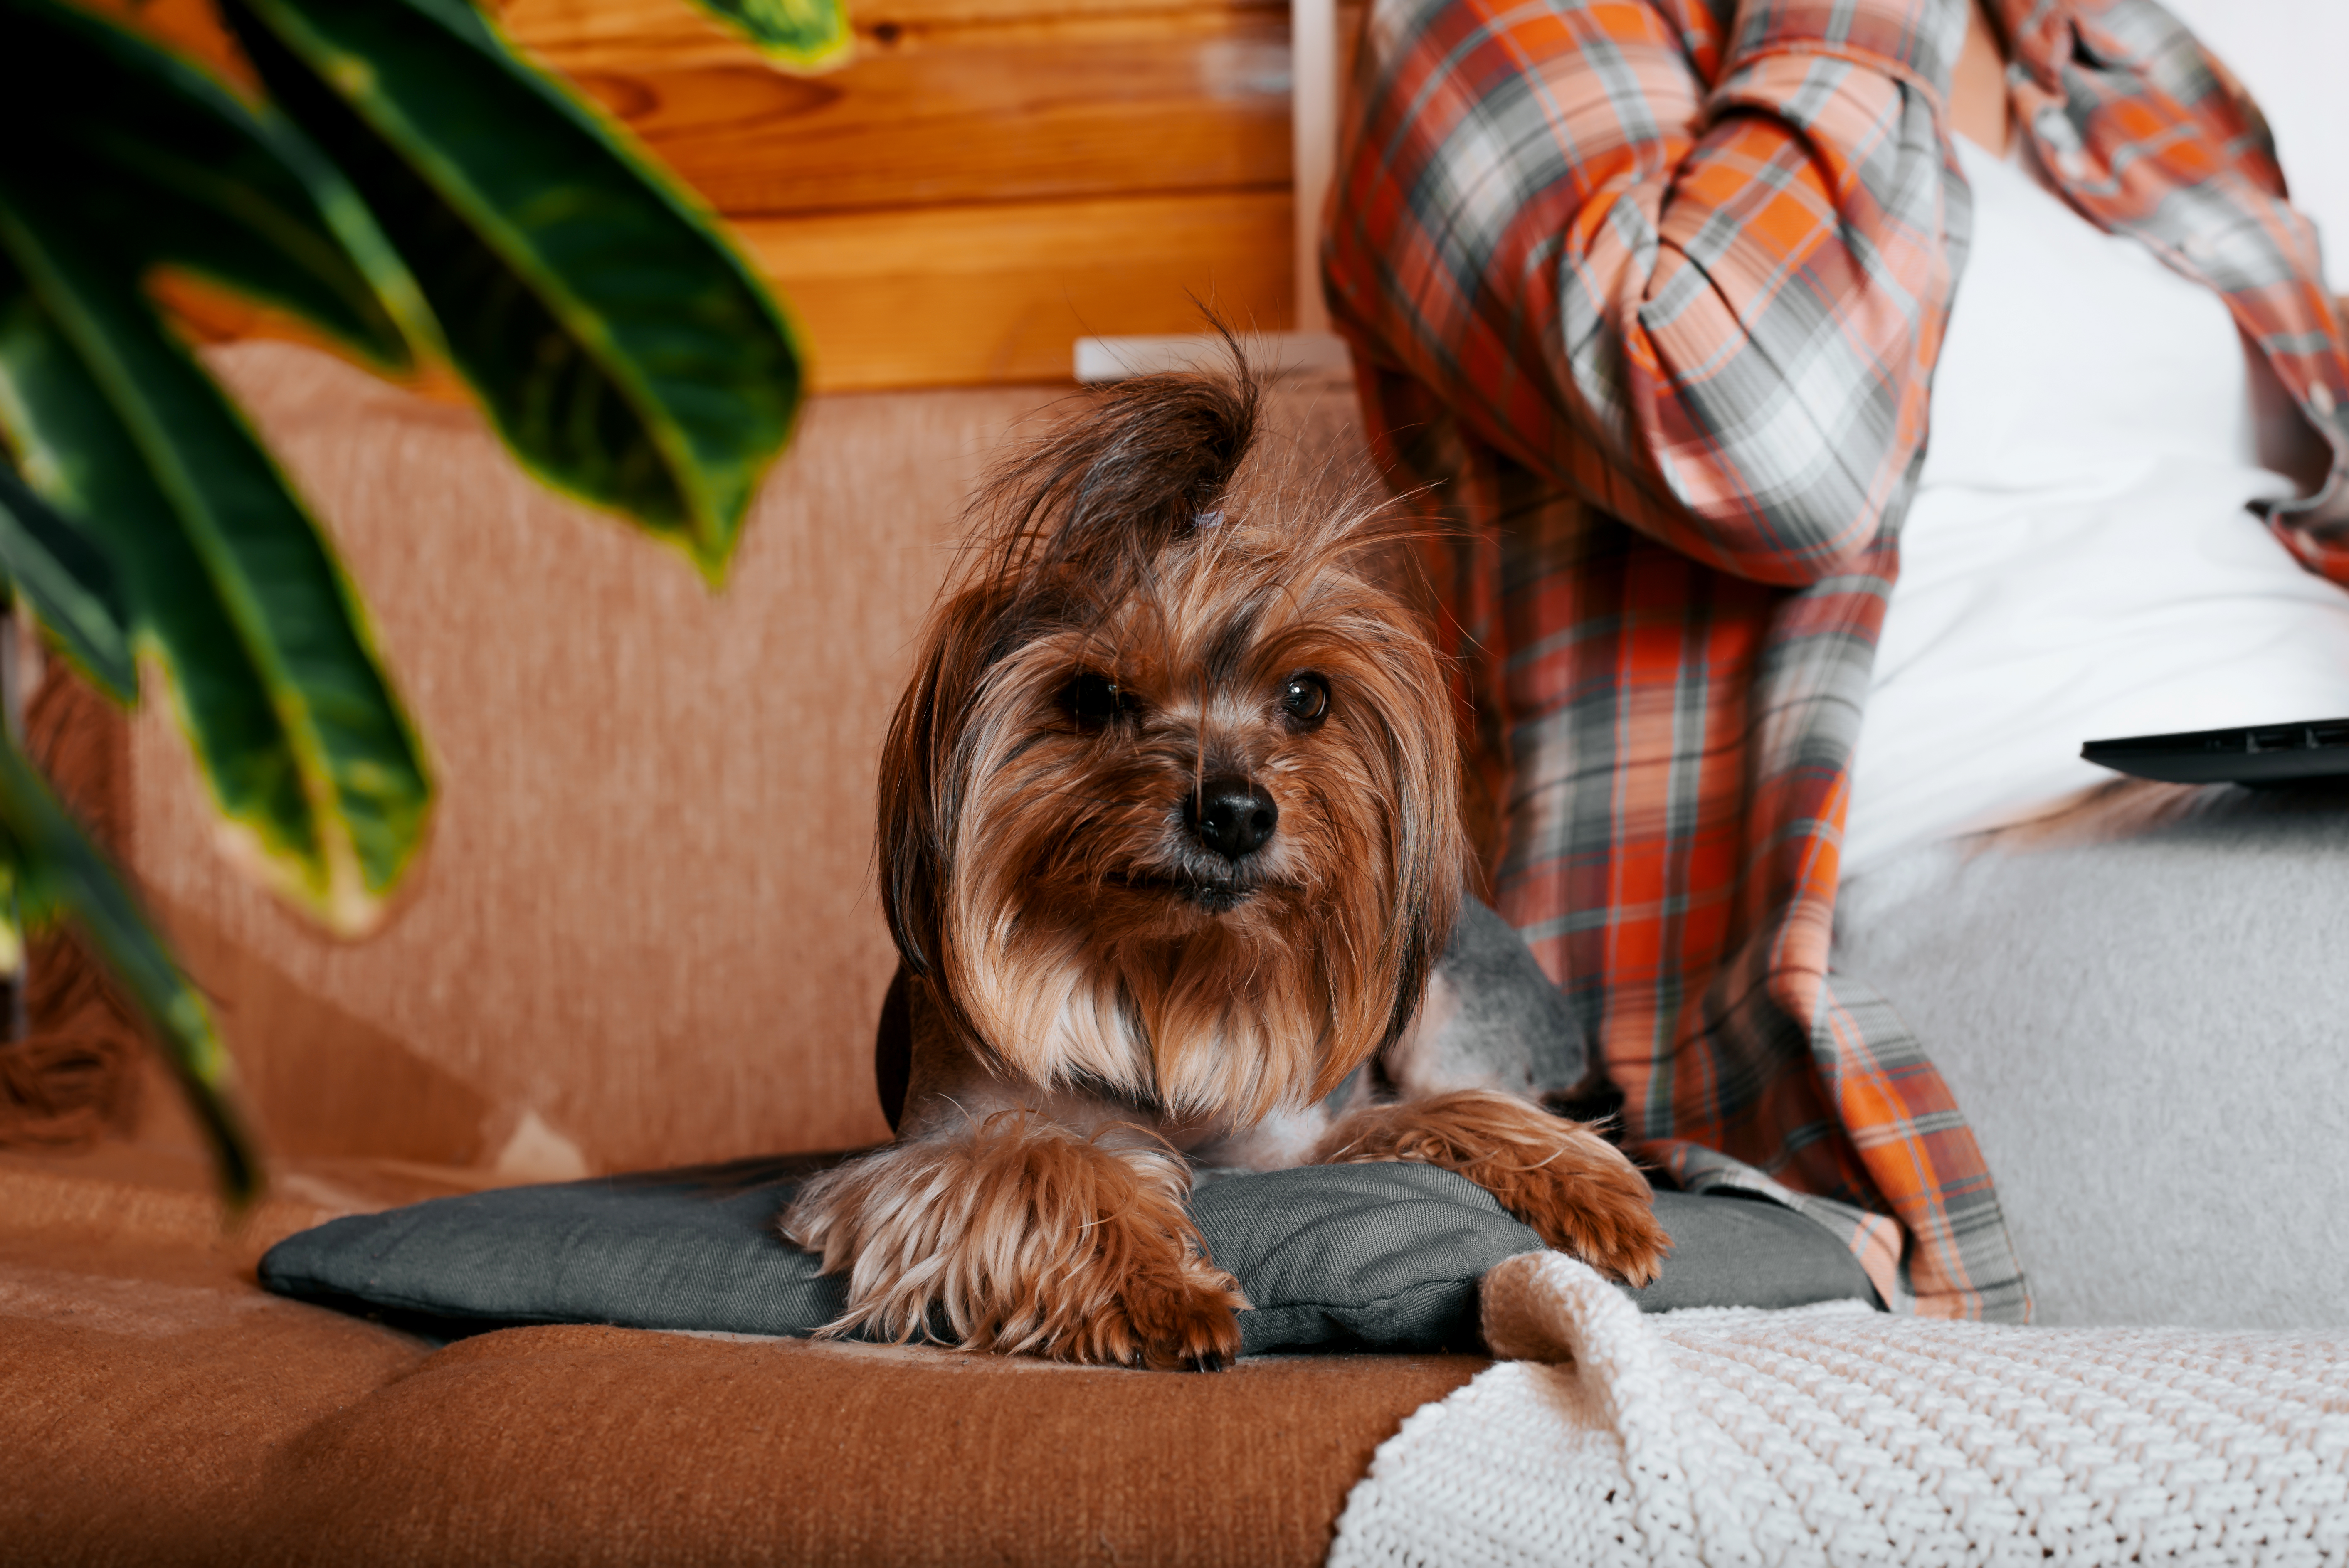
[1281,673,1330,725]
[1063,672,1126,727]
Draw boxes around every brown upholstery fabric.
[0,1240,428,1568]
[2,1158,1481,1568]
[0,1153,425,1564]
[253,1331,1480,1568]
[126,345,1033,1174]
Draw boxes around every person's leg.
[1831,782,2349,1328]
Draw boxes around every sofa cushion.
[0,1159,1482,1568]
[246,1326,1483,1568]
[259,1156,1877,1353]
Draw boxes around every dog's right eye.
[1063,673,1125,727]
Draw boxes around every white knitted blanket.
[1328,1253,2349,1567]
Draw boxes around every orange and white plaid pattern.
[1328,0,2349,1319]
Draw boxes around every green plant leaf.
[0,206,430,933]
[0,0,433,376]
[0,847,24,974]
[222,0,805,580]
[682,0,854,73]
[0,457,136,703]
[0,729,260,1204]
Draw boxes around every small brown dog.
[782,357,1665,1368]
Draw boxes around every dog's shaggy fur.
[784,357,1666,1368]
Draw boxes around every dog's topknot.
[977,344,1261,589]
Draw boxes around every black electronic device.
[2082,717,2349,786]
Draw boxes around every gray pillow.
[259,1156,1875,1355]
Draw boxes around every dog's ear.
[876,645,942,980]
[878,587,997,979]
[1374,637,1470,1059]
[1383,862,1466,1058]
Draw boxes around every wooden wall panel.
[505,0,1298,387]
[92,0,1303,389]
[507,0,1306,385]
[509,0,1282,39]
[533,15,1292,216]
[740,190,1291,386]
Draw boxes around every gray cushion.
[259,1157,1876,1354]
[1832,782,2349,1329]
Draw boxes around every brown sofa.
[0,343,1482,1567]
[2,1152,1479,1566]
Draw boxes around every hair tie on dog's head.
[1192,509,1223,530]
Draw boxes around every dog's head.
[880,358,1463,1123]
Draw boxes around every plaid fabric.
[1328,0,2349,1321]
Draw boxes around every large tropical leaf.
[0,0,432,376]
[683,0,854,74]
[0,457,135,703]
[0,0,812,1205]
[222,0,805,581]
[0,728,260,1205]
[0,215,429,933]
[0,0,433,929]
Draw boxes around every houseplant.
[0,0,840,1199]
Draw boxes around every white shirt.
[1838,133,2349,883]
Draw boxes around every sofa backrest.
[118,342,1372,1182]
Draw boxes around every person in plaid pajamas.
[1326,0,2349,1319]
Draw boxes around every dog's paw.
[1508,1145,1670,1289]
[1315,1087,1670,1288]
[782,1112,1249,1368]
[1086,1264,1248,1372]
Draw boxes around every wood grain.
[549,12,1292,217]
[501,0,1283,59]
[744,189,1294,387]
[154,192,1295,397]
[81,0,1310,387]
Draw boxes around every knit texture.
[1328,1252,2349,1566]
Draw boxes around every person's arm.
[1328,0,1971,587]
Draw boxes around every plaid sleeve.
[1327,0,1971,587]
[2006,0,2349,582]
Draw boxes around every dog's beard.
[945,865,1389,1125]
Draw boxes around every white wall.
[2157,0,2349,292]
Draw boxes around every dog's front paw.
[1315,1088,1670,1287]
[1086,1258,1247,1371]
[781,1112,1246,1369]
[1508,1144,1670,1289]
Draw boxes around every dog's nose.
[1187,776,1278,859]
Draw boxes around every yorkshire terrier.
[782,357,1666,1368]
